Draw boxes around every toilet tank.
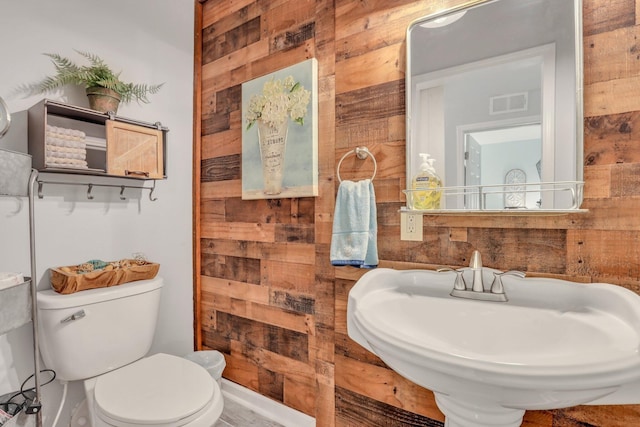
[37,277,163,381]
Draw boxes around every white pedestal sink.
[347,267,640,427]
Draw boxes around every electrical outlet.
[400,211,423,241]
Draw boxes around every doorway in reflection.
[463,123,541,209]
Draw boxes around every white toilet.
[37,277,223,427]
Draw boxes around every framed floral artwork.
[241,58,318,200]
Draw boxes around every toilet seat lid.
[95,353,214,425]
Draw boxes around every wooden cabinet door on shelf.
[106,121,164,179]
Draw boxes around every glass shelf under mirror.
[403,181,587,215]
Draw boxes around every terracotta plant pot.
[86,86,121,114]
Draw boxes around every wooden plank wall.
[195,0,640,425]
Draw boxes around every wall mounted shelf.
[27,99,168,181]
[402,180,586,214]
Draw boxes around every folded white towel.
[46,145,86,159]
[45,158,88,169]
[46,136,86,149]
[330,179,378,268]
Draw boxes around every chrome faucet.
[438,250,525,302]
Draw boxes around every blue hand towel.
[330,179,378,268]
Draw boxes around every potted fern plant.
[31,50,163,113]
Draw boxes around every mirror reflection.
[406,0,583,211]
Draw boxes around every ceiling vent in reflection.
[489,92,528,115]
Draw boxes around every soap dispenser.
[426,157,443,209]
[411,153,442,209]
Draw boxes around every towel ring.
[337,147,377,183]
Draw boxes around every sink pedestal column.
[435,394,525,427]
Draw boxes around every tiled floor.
[215,397,285,427]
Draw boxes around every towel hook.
[148,180,157,202]
[337,147,377,183]
[119,185,127,201]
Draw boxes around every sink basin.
[347,267,640,427]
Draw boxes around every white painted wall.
[0,1,194,425]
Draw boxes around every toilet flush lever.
[61,309,86,324]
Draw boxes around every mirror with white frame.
[406,0,584,212]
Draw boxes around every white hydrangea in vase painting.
[245,75,311,130]
[241,59,318,200]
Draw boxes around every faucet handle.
[490,270,526,295]
[437,267,467,290]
